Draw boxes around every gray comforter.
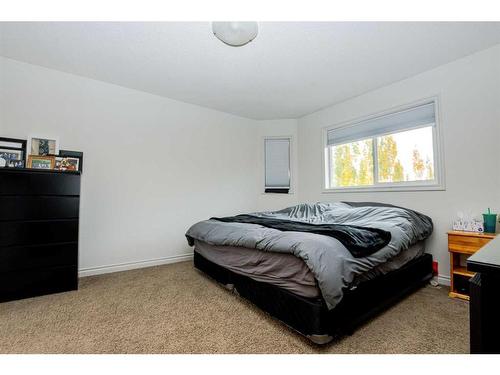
[186,202,433,310]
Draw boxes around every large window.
[324,100,442,191]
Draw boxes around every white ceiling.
[1,22,500,120]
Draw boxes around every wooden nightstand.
[448,230,496,300]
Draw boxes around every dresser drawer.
[0,170,80,196]
[0,220,79,247]
[448,234,493,254]
[0,196,79,221]
[0,243,77,272]
[0,266,77,302]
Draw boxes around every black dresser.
[467,237,500,354]
[0,168,80,302]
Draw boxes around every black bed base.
[194,251,433,344]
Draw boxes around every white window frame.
[263,135,293,194]
[322,96,445,193]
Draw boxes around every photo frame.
[0,149,24,168]
[6,159,25,168]
[0,137,27,168]
[27,155,55,170]
[59,150,83,172]
[55,156,80,172]
[28,135,59,156]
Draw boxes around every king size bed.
[186,202,434,344]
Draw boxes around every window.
[265,137,291,193]
[324,100,442,191]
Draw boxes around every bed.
[186,202,434,344]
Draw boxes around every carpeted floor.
[0,261,469,354]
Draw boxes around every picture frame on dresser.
[28,135,59,156]
[0,149,23,168]
[0,137,27,168]
[55,156,79,172]
[59,150,83,172]
[27,155,56,170]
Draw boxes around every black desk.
[467,237,500,354]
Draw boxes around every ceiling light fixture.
[212,22,258,47]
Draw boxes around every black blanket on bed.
[211,214,391,258]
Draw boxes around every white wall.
[257,119,299,211]
[2,44,499,283]
[0,57,261,275]
[298,45,500,282]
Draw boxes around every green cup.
[483,213,497,233]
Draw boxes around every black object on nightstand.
[0,168,80,302]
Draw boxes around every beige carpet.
[0,261,469,354]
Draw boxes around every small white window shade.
[265,138,290,193]
[327,102,435,146]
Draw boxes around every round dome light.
[212,22,258,47]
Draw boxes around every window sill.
[322,183,445,193]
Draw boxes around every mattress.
[194,239,425,299]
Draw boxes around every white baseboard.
[78,253,194,278]
[436,274,451,286]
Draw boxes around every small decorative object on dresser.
[27,155,55,170]
[448,230,497,300]
[28,135,59,156]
